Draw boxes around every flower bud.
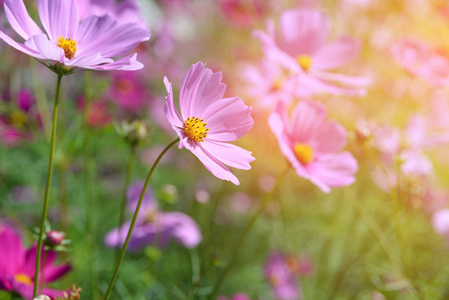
[45,230,64,246]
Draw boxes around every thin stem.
[33,74,63,298]
[103,138,180,300]
[115,145,136,263]
[209,167,289,298]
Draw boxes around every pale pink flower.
[269,100,358,193]
[254,8,370,97]
[432,209,449,242]
[164,62,255,185]
[0,0,150,71]
[243,59,311,109]
[391,39,449,87]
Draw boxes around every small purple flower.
[265,252,302,300]
[0,0,150,71]
[104,182,202,250]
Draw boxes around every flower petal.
[179,62,206,119]
[202,97,254,142]
[187,143,240,185]
[77,22,150,58]
[0,31,43,58]
[163,76,184,128]
[313,36,361,70]
[38,0,79,41]
[202,140,255,170]
[4,0,43,40]
[75,14,117,46]
[277,8,330,56]
[308,152,358,193]
[25,34,64,62]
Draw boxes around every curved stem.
[209,167,289,298]
[33,74,63,298]
[103,138,180,300]
[115,145,136,263]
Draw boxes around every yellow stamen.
[184,116,209,142]
[294,143,314,164]
[296,55,312,71]
[11,110,27,127]
[56,36,77,59]
[15,273,32,286]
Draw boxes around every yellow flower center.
[184,116,209,142]
[15,273,32,286]
[56,36,77,59]
[11,110,27,127]
[294,143,314,164]
[296,55,312,71]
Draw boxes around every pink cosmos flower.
[164,62,255,185]
[371,112,449,191]
[391,39,449,87]
[243,59,311,109]
[265,252,302,300]
[0,225,71,300]
[254,8,370,97]
[269,100,358,193]
[104,182,202,250]
[0,0,150,71]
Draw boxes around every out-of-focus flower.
[254,8,370,97]
[218,0,266,28]
[243,59,310,109]
[0,225,71,300]
[269,100,358,193]
[195,188,210,204]
[0,90,40,147]
[104,182,202,250]
[76,0,147,27]
[115,120,150,147]
[34,295,51,300]
[0,0,150,72]
[371,112,449,191]
[229,192,253,213]
[217,293,251,300]
[432,209,449,242]
[107,71,148,113]
[265,252,302,300]
[391,39,449,87]
[164,62,255,185]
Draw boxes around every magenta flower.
[104,182,202,250]
[265,252,302,300]
[0,225,71,300]
[0,0,150,71]
[107,71,147,113]
[269,100,358,193]
[0,89,40,147]
[254,8,370,97]
[391,39,449,87]
[164,62,255,185]
[217,293,252,300]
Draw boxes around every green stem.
[103,138,180,300]
[209,167,289,298]
[33,74,63,298]
[115,145,136,263]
